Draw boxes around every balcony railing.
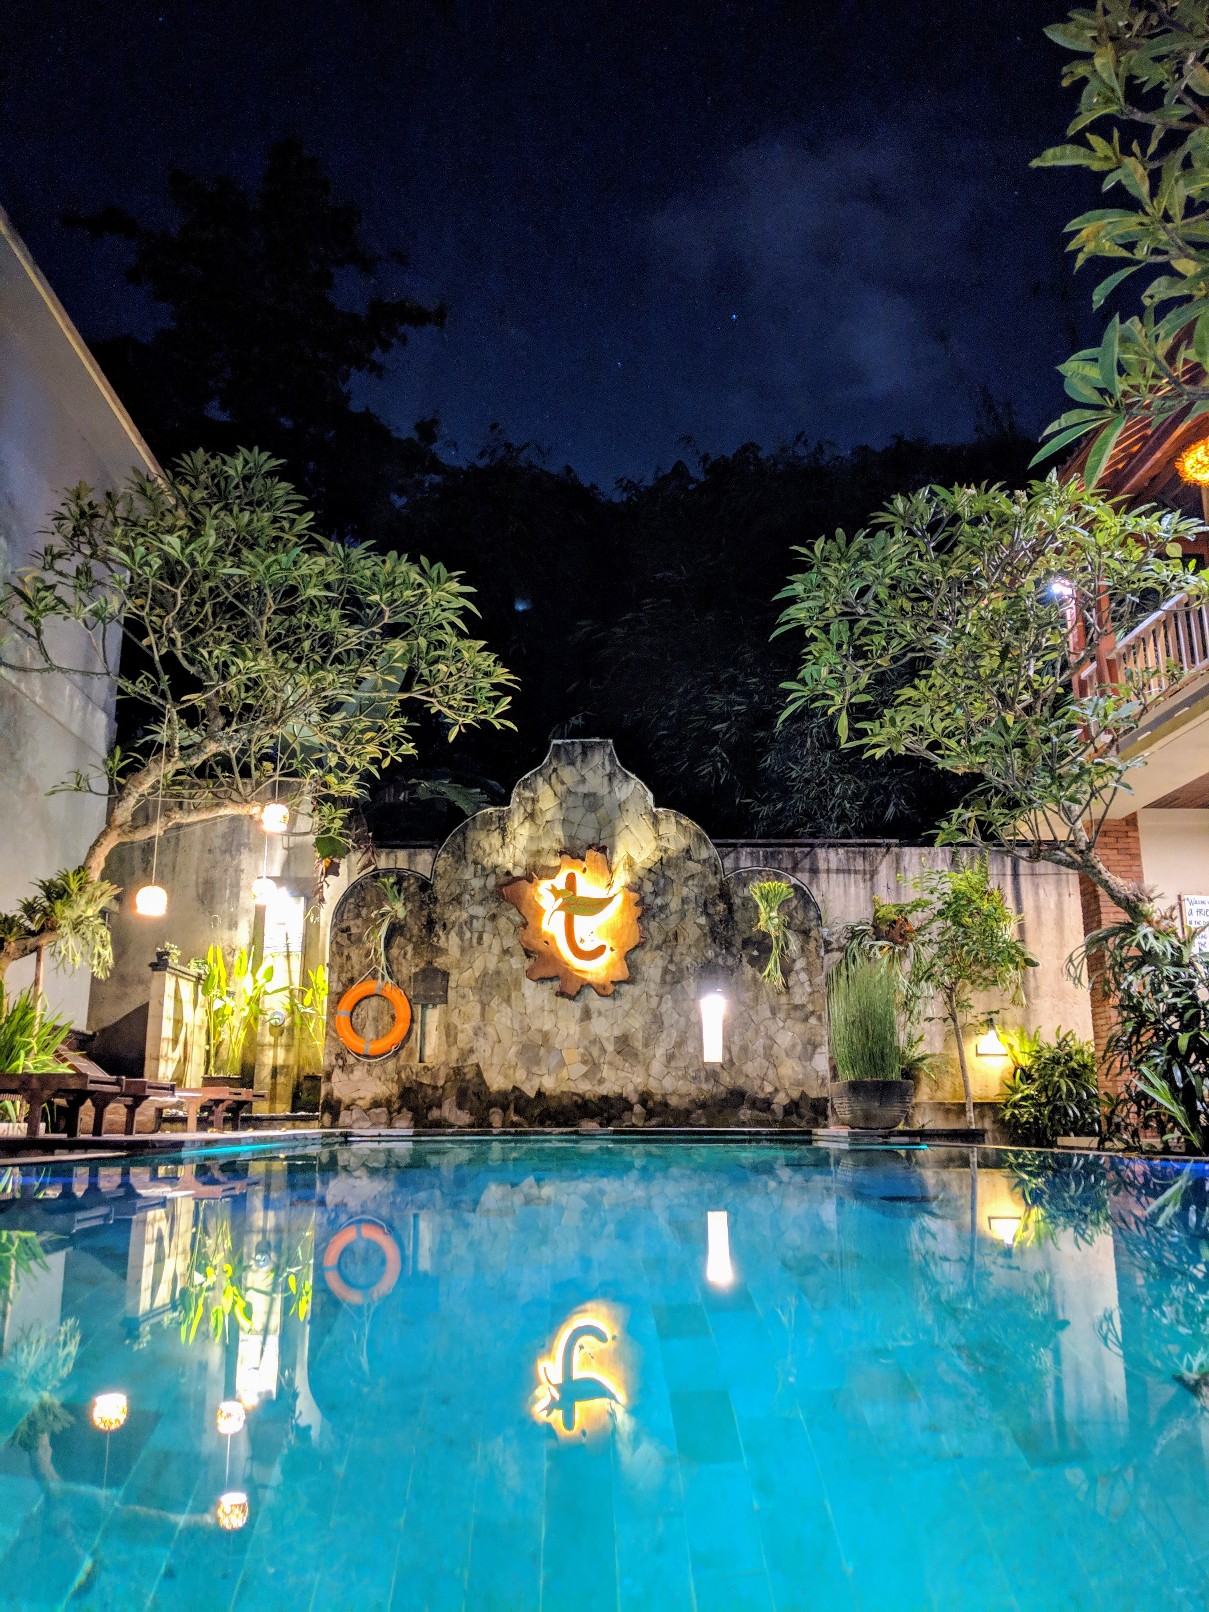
[1114,593,1209,704]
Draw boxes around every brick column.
[1078,812,1144,1087]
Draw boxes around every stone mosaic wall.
[324,741,828,1127]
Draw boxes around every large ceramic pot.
[829,1078,914,1131]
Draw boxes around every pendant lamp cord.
[149,740,167,886]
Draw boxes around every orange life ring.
[334,978,412,1058]
[322,1218,402,1305]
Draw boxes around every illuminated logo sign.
[532,1308,626,1439]
[501,849,642,998]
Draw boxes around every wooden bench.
[176,1083,255,1132]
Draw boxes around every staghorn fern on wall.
[750,879,796,991]
[826,956,903,1082]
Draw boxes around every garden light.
[975,1027,1009,1060]
[216,1400,246,1437]
[133,884,168,917]
[215,1491,250,1531]
[91,1391,128,1432]
[260,801,290,834]
[251,875,277,905]
[699,990,727,1064]
[987,1215,1022,1249]
[705,1210,734,1287]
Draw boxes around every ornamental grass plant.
[827,956,904,1083]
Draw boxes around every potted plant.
[827,956,914,1129]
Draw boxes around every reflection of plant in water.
[1002,1150,1112,1250]
[172,1210,314,1344]
[937,1270,1069,1394]
[0,1229,48,1297]
[1099,1163,1209,1391]
[173,1207,253,1344]
[1,1319,80,1470]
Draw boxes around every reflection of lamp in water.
[699,991,727,1064]
[216,1400,246,1438]
[216,1491,250,1531]
[987,1215,1022,1248]
[706,1210,734,1287]
[92,1391,128,1493]
[975,1027,1009,1061]
[91,1391,128,1432]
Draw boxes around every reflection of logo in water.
[322,1218,401,1305]
[501,849,643,998]
[533,1311,625,1438]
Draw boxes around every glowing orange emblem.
[501,848,642,998]
[532,1308,627,1440]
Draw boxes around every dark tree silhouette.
[65,139,444,543]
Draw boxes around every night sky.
[1,1,1091,487]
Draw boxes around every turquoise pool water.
[0,1138,1207,1610]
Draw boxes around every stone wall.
[718,840,1094,1108]
[325,741,830,1127]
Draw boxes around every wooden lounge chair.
[0,1053,135,1140]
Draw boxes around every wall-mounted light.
[91,1391,128,1432]
[260,801,290,834]
[133,884,168,917]
[987,1214,1022,1249]
[975,1027,1009,1061]
[700,991,727,1064]
[706,1210,734,1287]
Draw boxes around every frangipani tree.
[0,448,514,980]
[1035,1,1209,476]
[776,477,1202,921]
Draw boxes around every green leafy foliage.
[906,859,1036,1125]
[999,1029,1101,1146]
[826,956,905,1082]
[1034,2,1209,469]
[776,477,1201,920]
[193,944,275,1081]
[1082,916,1209,1153]
[0,986,71,1076]
[749,880,796,991]
[1,868,118,980]
[0,448,513,979]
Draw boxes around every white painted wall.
[0,208,157,1025]
[1137,808,1209,916]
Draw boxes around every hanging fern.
[750,879,796,991]
[366,877,408,978]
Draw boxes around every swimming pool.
[0,1138,1206,1610]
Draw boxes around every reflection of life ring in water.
[334,979,412,1058]
[322,1218,402,1305]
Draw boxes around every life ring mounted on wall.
[334,977,412,1058]
[322,1218,402,1305]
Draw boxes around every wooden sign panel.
[500,848,643,998]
